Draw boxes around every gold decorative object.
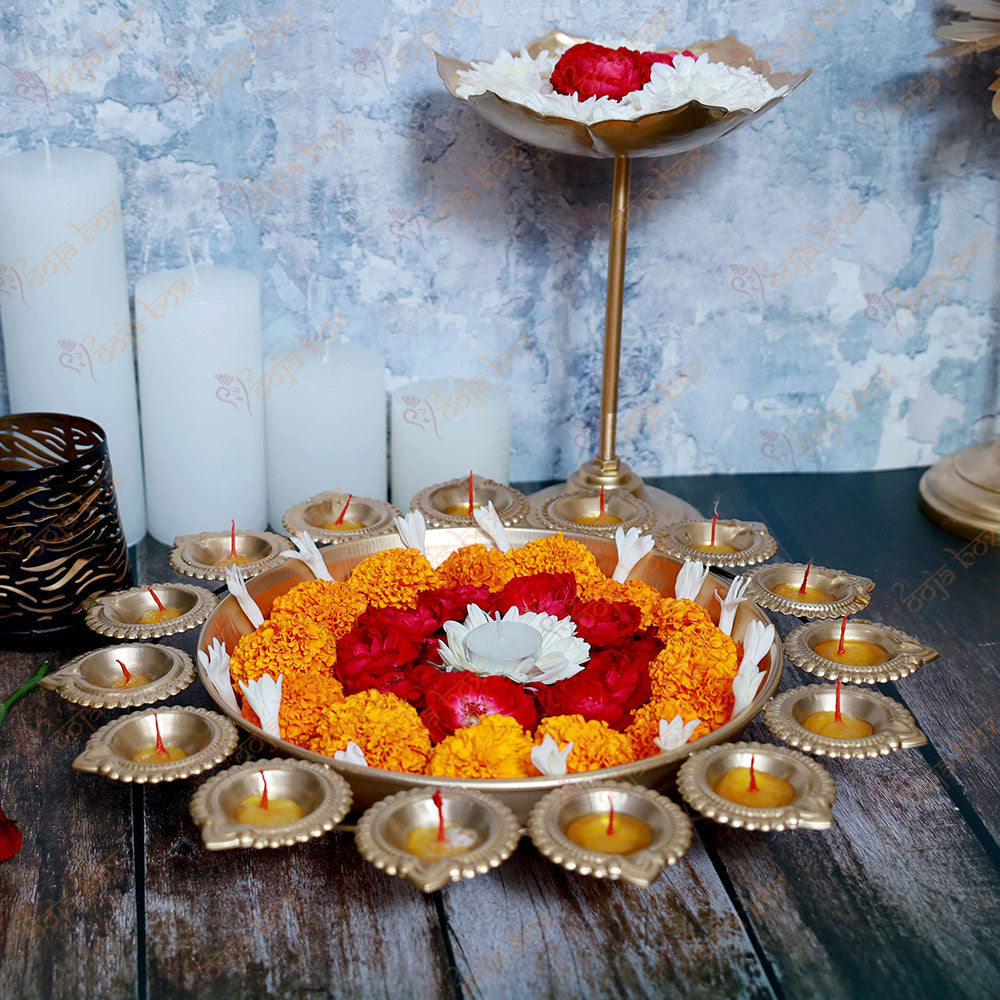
[189,757,353,850]
[411,476,530,529]
[355,786,520,892]
[930,2,1000,119]
[282,492,402,545]
[784,619,939,684]
[39,643,194,709]
[197,526,783,821]
[918,438,1000,546]
[677,741,836,831]
[526,781,692,887]
[656,518,778,568]
[746,562,874,619]
[438,31,810,525]
[169,529,293,580]
[765,685,927,759]
[72,706,238,784]
[534,489,657,536]
[83,582,218,640]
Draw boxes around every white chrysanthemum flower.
[197,637,239,715]
[437,604,589,685]
[456,48,557,99]
[531,734,574,775]
[654,714,702,752]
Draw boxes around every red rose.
[422,671,538,743]
[572,599,641,646]
[335,624,422,694]
[355,604,439,642]
[416,585,494,629]
[641,49,695,68]
[589,640,658,712]
[498,572,577,618]
[550,42,652,101]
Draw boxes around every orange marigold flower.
[435,544,515,592]
[626,698,711,759]
[229,619,338,688]
[241,670,345,748]
[310,689,432,772]
[269,579,368,639]
[534,714,634,773]
[506,533,605,587]
[426,714,534,779]
[656,597,714,639]
[347,548,443,609]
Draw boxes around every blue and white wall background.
[0,0,997,480]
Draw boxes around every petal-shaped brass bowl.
[535,490,657,537]
[83,583,218,640]
[527,781,692,887]
[189,757,353,850]
[40,644,194,709]
[72,706,238,784]
[411,477,530,529]
[746,562,875,619]
[765,685,927,759]
[657,518,778,568]
[355,786,521,892]
[436,31,812,160]
[784,619,940,684]
[169,530,293,581]
[677,741,836,831]
[282,492,402,545]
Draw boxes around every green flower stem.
[0,661,50,730]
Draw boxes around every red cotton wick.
[837,614,848,656]
[606,794,615,836]
[468,471,474,515]
[711,500,720,548]
[334,494,353,526]
[230,519,237,558]
[433,789,445,843]
[146,586,166,611]
[749,754,758,793]
[835,678,843,724]
[798,560,813,596]
[154,713,166,755]
[599,485,606,517]
[260,770,269,810]
[116,659,132,683]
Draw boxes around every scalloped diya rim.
[764,684,928,759]
[282,493,403,545]
[436,30,812,160]
[169,530,294,581]
[410,476,531,528]
[195,525,785,822]
[656,518,778,568]
[746,562,875,619]
[535,490,658,536]
[83,582,219,640]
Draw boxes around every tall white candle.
[390,377,510,508]
[135,265,266,544]
[264,340,387,529]
[0,146,146,542]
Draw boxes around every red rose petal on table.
[498,572,577,618]
[0,802,22,862]
[550,42,652,101]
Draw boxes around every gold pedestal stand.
[918,436,1000,544]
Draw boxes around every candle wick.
[837,614,847,656]
[260,770,269,810]
[154,713,166,755]
[433,789,445,843]
[835,678,843,724]
[748,754,758,793]
[42,137,52,168]
[798,560,812,596]
[606,794,615,836]
[334,494,352,526]
[186,244,200,288]
[468,470,474,515]
[600,485,606,517]
[146,586,166,611]
[116,659,132,683]
[230,519,237,559]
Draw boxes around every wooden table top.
[2,467,999,1000]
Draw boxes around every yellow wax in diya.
[442,503,481,517]
[215,553,253,567]
[235,793,304,826]
[772,582,836,604]
[690,541,739,554]
[802,710,874,739]
[571,512,624,526]
[133,743,187,763]
[404,825,481,860]
[322,519,365,530]
[813,638,888,665]
[136,606,183,624]
[564,813,653,855]
[115,674,149,689]
[714,762,796,808]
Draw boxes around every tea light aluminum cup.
[745,562,874,619]
[169,530,293,580]
[72,706,238,784]
[657,519,778,568]
[40,644,194,709]
[765,684,927,759]
[411,477,530,529]
[189,757,353,850]
[526,781,692,887]
[534,490,657,537]
[784,619,939,684]
[355,786,521,892]
[677,741,836,831]
[83,583,218,640]
[282,492,402,545]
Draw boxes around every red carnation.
[550,42,652,101]
[573,599,642,646]
[416,585,494,629]
[642,49,696,68]
[422,671,537,743]
[498,573,577,618]
[335,624,422,694]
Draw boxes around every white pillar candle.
[390,377,510,508]
[264,339,387,529]
[135,265,266,544]
[0,146,146,542]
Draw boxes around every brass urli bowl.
[196,526,784,821]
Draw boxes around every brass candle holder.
[282,492,402,545]
[746,563,874,619]
[534,489,657,537]
[169,529,293,581]
[411,476,530,529]
[83,582,218,640]
[657,518,778,568]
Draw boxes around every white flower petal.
[738,620,775,673]
[531,734,574,776]
[613,526,655,583]
[393,511,427,554]
[674,560,710,601]
[472,501,512,552]
[197,637,240,714]
[717,575,751,636]
[280,531,334,581]
[238,674,282,738]
[731,668,767,719]
[225,565,265,628]
[334,741,368,767]
[653,714,702,752]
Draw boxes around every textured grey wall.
[1,0,997,481]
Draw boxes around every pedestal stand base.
[918,438,1000,544]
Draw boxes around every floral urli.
[233,534,738,778]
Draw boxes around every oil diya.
[411,474,530,529]
[83,582,218,640]
[40,644,195,709]
[784,618,939,684]
[527,781,692,887]
[765,681,927,759]
[677,741,836,831]
[657,516,777,569]
[536,487,656,536]
[282,491,401,545]
[169,522,293,581]
[72,706,238,784]
[355,786,520,892]
[189,758,352,850]
[746,561,874,619]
